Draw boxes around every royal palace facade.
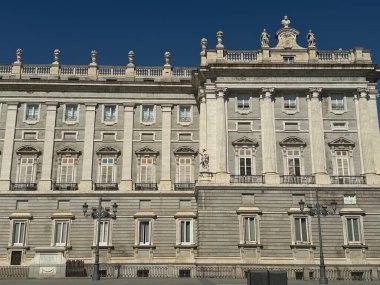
[0,17,380,280]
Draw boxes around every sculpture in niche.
[307,30,316,47]
[200,148,209,170]
[260,29,270,47]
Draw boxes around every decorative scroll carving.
[279,137,307,147]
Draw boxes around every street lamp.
[82,198,118,281]
[299,189,337,285]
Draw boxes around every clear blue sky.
[1,0,379,121]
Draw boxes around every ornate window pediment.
[232,137,259,147]
[173,146,197,156]
[328,137,355,148]
[135,146,159,156]
[279,137,306,147]
[57,146,81,156]
[16,146,40,155]
[96,146,121,156]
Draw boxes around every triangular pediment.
[96,146,120,155]
[328,137,355,147]
[232,137,259,147]
[135,146,159,156]
[16,145,40,155]
[279,137,306,147]
[174,146,197,155]
[57,146,81,155]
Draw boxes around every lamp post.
[82,198,118,281]
[299,189,337,285]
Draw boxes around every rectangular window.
[25,104,39,121]
[65,105,78,121]
[287,150,301,176]
[23,132,37,140]
[100,158,115,183]
[54,220,68,246]
[180,220,192,244]
[331,95,344,111]
[237,122,251,131]
[97,221,109,246]
[347,217,361,243]
[336,151,350,176]
[140,158,154,183]
[284,96,297,110]
[12,221,26,246]
[179,106,192,122]
[295,217,309,243]
[283,56,295,64]
[284,122,299,131]
[142,106,155,122]
[104,105,116,121]
[239,149,252,176]
[139,220,151,245]
[18,157,35,183]
[243,217,256,242]
[332,122,348,130]
[59,157,75,183]
[237,95,250,109]
[178,133,191,141]
[179,157,192,183]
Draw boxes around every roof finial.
[281,16,291,28]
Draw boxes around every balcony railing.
[11,183,37,191]
[280,175,316,184]
[230,175,264,184]
[174,183,195,190]
[93,183,119,191]
[53,183,78,191]
[135,183,158,191]
[331,176,366,185]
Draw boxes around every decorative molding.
[173,146,198,156]
[96,146,121,156]
[232,136,259,147]
[135,146,159,156]
[279,136,306,147]
[16,146,40,155]
[57,146,81,155]
[328,137,355,148]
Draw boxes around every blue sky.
[1,0,379,120]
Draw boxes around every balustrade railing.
[280,175,315,184]
[135,183,158,190]
[230,175,264,184]
[98,66,126,77]
[0,64,12,74]
[224,50,258,62]
[60,65,88,76]
[172,67,192,77]
[331,176,366,184]
[10,183,37,191]
[22,65,51,75]
[318,51,350,62]
[53,183,78,191]
[135,67,162,77]
[93,183,118,190]
[174,183,195,190]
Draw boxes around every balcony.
[230,175,264,184]
[53,183,78,191]
[135,183,158,191]
[174,183,195,191]
[11,183,37,191]
[280,175,315,184]
[331,176,366,185]
[93,183,118,191]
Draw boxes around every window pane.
[142,106,154,122]
[179,106,191,122]
[244,217,255,242]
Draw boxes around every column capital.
[307,87,322,100]
[260,87,275,99]
[6,102,19,109]
[216,87,227,98]
[357,87,370,99]
[85,103,97,111]
[161,104,173,112]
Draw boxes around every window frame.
[294,216,310,244]
[282,95,299,114]
[331,121,348,131]
[329,95,346,114]
[94,220,111,247]
[53,219,70,247]
[11,220,28,247]
[63,104,79,124]
[342,215,365,246]
[23,103,41,124]
[236,94,251,114]
[141,105,156,125]
[285,149,303,176]
[238,213,260,245]
[102,104,118,125]
[283,121,300,131]
[178,105,193,125]
[96,147,120,184]
[137,219,152,246]
[178,219,194,245]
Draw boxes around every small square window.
[141,133,154,141]
[178,133,192,141]
[284,96,297,110]
[25,104,39,121]
[142,106,155,123]
[237,122,251,131]
[237,95,250,110]
[332,122,348,130]
[65,104,78,122]
[331,95,344,111]
[284,122,299,131]
[179,106,192,123]
[63,132,77,140]
[283,56,295,64]
[104,105,117,122]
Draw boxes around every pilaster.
[119,104,135,191]
[79,103,97,192]
[0,102,18,191]
[205,86,217,174]
[38,103,57,192]
[260,88,279,184]
[199,90,207,151]
[160,104,172,191]
[307,88,330,184]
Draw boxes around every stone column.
[205,87,217,174]
[367,91,380,176]
[199,91,207,151]
[215,88,229,183]
[38,103,57,191]
[0,102,18,191]
[79,104,96,191]
[119,104,135,191]
[356,88,379,184]
[260,88,279,184]
[307,88,330,184]
[160,104,172,191]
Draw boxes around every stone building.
[0,17,380,280]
